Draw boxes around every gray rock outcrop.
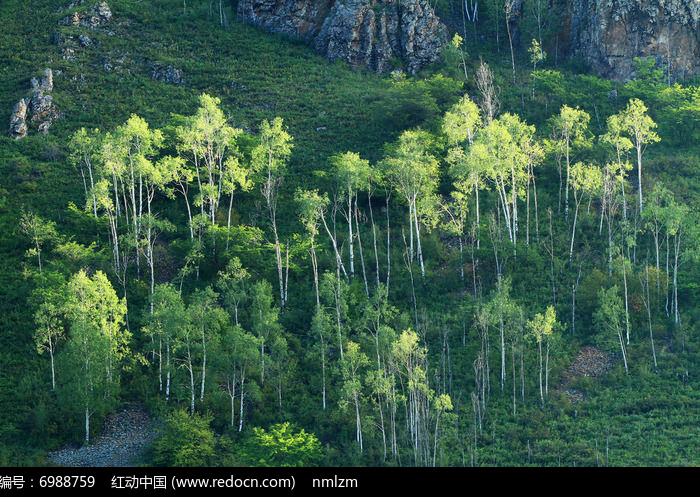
[238,0,331,41]
[8,69,62,138]
[60,2,112,29]
[31,68,54,93]
[151,64,184,85]
[9,99,28,139]
[549,0,700,81]
[238,0,447,74]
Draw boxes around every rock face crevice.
[237,0,447,74]
[559,0,700,81]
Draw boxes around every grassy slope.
[1,0,402,173]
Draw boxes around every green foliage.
[238,422,323,467]
[528,306,556,345]
[371,75,462,134]
[441,34,468,82]
[594,286,625,354]
[528,39,546,71]
[151,410,216,466]
[56,270,128,443]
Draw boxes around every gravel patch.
[48,404,157,467]
[560,346,614,404]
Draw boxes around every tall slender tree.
[383,129,440,282]
[595,286,628,374]
[617,99,660,214]
[296,189,329,308]
[569,162,602,261]
[69,128,102,218]
[252,118,293,310]
[60,270,128,444]
[552,106,591,222]
[332,152,371,283]
[527,305,556,406]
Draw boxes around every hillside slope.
[0,0,698,467]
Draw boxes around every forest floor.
[560,346,614,404]
[47,404,157,467]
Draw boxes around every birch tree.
[486,278,517,392]
[443,95,483,248]
[617,98,660,214]
[164,156,196,240]
[217,257,250,327]
[310,307,332,410]
[504,0,517,84]
[174,305,201,415]
[333,152,371,282]
[295,189,329,308]
[69,127,102,218]
[145,283,187,402]
[177,93,243,228]
[143,156,176,313]
[478,114,533,250]
[474,59,500,125]
[189,286,226,404]
[113,115,164,280]
[340,341,369,453]
[383,129,439,282]
[249,280,282,385]
[638,263,658,372]
[595,286,628,374]
[643,184,672,289]
[60,270,128,444]
[34,286,66,391]
[320,270,349,361]
[19,209,57,283]
[601,113,634,222]
[527,305,556,406]
[528,38,546,98]
[222,154,252,250]
[93,179,121,276]
[252,118,293,310]
[569,162,602,261]
[664,197,689,325]
[391,328,429,465]
[215,323,260,430]
[552,106,590,222]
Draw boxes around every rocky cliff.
[561,0,700,81]
[237,0,447,74]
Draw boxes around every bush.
[150,410,216,467]
[236,422,323,467]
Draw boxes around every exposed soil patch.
[48,404,157,467]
